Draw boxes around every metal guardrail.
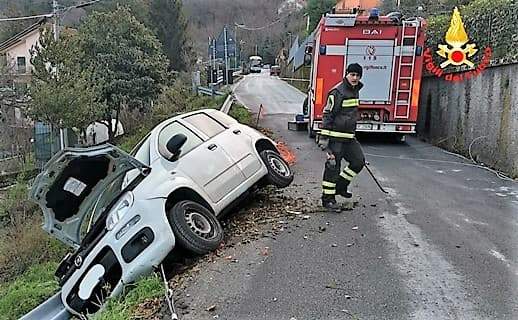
[220,94,235,114]
[20,292,71,320]
[197,86,225,96]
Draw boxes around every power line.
[0,13,53,22]
[0,0,101,23]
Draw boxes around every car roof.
[151,108,220,132]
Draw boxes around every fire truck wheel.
[394,134,406,144]
[260,150,294,188]
[302,97,309,116]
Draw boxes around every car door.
[187,112,262,179]
[157,121,244,203]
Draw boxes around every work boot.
[336,183,353,199]
[322,195,341,212]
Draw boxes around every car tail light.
[359,110,381,121]
[396,125,412,131]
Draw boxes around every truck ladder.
[394,20,419,119]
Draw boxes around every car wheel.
[259,150,294,188]
[168,200,223,255]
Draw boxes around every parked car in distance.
[270,65,281,76]
[29,109,294,317]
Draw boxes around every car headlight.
[106,192,134,231]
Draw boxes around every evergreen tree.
[149,0,191,71]
[305,0,335,32]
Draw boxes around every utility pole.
[53,0,67,150]
[208,37,213,85]
[223,26,229,84]
[234,25,237,70]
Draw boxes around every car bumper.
[60,198,174,316]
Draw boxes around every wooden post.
[256,104,263,127]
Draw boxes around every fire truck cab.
[305,8,426,141]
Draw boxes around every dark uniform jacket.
[321,79,363,140]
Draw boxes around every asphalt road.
[179,70,518,320]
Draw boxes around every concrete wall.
[417,64,518,178]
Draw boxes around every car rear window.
[183,113,225,138]
[210,111,238,127]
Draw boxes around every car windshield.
[130,133,151,165]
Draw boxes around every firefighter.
[318,63,365,210]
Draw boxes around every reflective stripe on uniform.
[320,130,355,139]
[322,181,336,188]
[323,189,336,195]
[342,98,359,108]
[325,95,335,112]
[344,167,357,177]
[340,171,353,181]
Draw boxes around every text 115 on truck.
[305,8,426,141]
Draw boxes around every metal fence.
[34,122,60,169]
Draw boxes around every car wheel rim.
[185,211,213,239]
[269,155,290,177]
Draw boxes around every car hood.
[29,144,148,248]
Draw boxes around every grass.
[0,213,67,283]
[93,274,163,320]
[229,103,253,126]
[0,262,60,320]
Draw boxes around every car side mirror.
[166,134,187,160]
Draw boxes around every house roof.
[335,0,381,12]
[0,18,48,53]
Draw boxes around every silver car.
[29,109,293,317]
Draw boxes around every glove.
[318,135,329,151]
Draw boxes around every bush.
[426,0,518,65]
[0,216,67,283]
[0,262,60,320]
[0,181,35,226]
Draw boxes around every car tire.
[168,200,223,255]
[259,150,294,188]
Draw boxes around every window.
[130,133,151,165]
[210,111,237,127]
[158,122,203,160]
[16,57,26,74]
[183,113,225,138]
[0,54,6,68]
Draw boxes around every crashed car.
[29,109,293,316]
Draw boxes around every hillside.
[183,0,305,62]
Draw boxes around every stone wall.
[417,63,518,178]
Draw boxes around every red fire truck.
[305,9,426,142]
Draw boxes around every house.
[335,0,381,13]
[0,19,48,161]
[0,18,48,85]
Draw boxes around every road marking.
[489,249,509,264]
[380,188,478,319]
